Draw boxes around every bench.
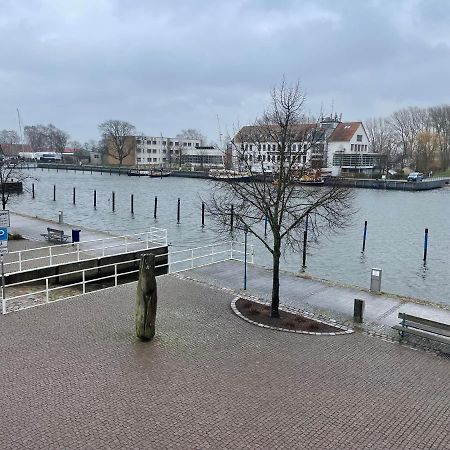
[40,227,69,244]
[393,312,450,346]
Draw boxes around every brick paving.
[0,276,449,449]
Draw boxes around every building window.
[195,142,199,147]
[175,142,179,146]
[169,141,173,146]
[147,157,151,162]
[153,149,157,153]
[183,142,187,147]
[351,144,354,151]
[153,158,157,162]
[147,149,151,153]
[357,135,362,142]
[262,144,266,151]
[152,141,156,145]
[137,157,141,162]
[188,142,191,147]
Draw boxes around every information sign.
[0,211,10,228]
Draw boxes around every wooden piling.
[53,185,56,201]
[112,191,115,212]
[423,228,429,262]
[177,198,180,224]
[94,190,97,209]
[73,187,76,205]
[362,220,368,253]
[154,196,157,219]
[201,202,205,227]
[131,194,134,214]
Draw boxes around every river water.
[10,168,450,306]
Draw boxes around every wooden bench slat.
[398,313,450,333]
[393,325,450,345]
[402,320,450,338]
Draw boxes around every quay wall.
[5,246,169,286]
[324,177,449,191]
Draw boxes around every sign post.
[0,225,8,315]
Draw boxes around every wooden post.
[131,194,134,215]
[32,183,35,199]
[112,191,115,212]
[423,228,429,263]
[154,196,158,219]
[73,187,76,205]
[201,202,205,227]
[353,299,365,323]
[53,185,56,201]
[136,253,158,341]
[94,190,97,209]
[362,220,368,253]
[177,198,180,224]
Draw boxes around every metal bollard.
[353,299,365,323]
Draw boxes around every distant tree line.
[365,105,450,173]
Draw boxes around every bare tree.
[98,120,136,166]
[429,105,450,170]
[0,130,20,145]
[24,125,48,151]
[365,117,399,172]
[47,124,69,154]
[207,80,353,318]
[176,129,206,144]
[0,143,33,209]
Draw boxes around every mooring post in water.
[264,215,268,238]
[73,187,76,205]
[131,194,134,215]
[423,228,429,263]
[109,168,112,176]
[154,196,158,219]
[53,185,56,201]
[90,168,92,175]
[230,204,234,232]
[112,191,115,212]
[362,220,368,253]
[32,183,35,199]
[177,198,181,224]
[93,190,97,209]
[201,202,205,227]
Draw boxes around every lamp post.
[244,226,248,290]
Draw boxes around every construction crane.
[216,114,223,150]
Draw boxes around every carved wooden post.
[136,253,158,340]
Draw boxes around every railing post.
[191,249,194,269]
[1,289,5,315]
[125,236,128,253]
[76,243,80,262]
[211,244,214,264]
[230,242,233,260]
[82,270,86,294]
[251,245,254,264]
[114,264,118,286]
[45,278,49,303]
[49,247,53,265]
[146,232,150,249]
[102,239,105,257]
[19,251,22,271]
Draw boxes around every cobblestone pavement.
[1,276,449,449]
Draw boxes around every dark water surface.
[11,169,450,306]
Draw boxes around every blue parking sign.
[0,227,8,241]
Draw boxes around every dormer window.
[357,135,362,142]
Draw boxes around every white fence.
[3,228,167,274]
[1,241,253,315]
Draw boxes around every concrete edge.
[231,296,353,336]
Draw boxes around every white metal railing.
[1,241,253,315]
[3,228,167,274]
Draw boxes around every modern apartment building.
[105,135,223,169]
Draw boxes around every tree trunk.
[271,243,281,318]
[136,253,158,340]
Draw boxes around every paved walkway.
[186,260,450,343]
[0,276,449,449]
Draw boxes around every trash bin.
[72,229,81,244]
[370,268,382,292]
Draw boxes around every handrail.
[1,240,254,314]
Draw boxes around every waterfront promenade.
[1,276,449,449]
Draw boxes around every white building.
[233,117,380,176]
[134,136,223,169]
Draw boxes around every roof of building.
[328,122,362,142]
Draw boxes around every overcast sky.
[1,0,449,144]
